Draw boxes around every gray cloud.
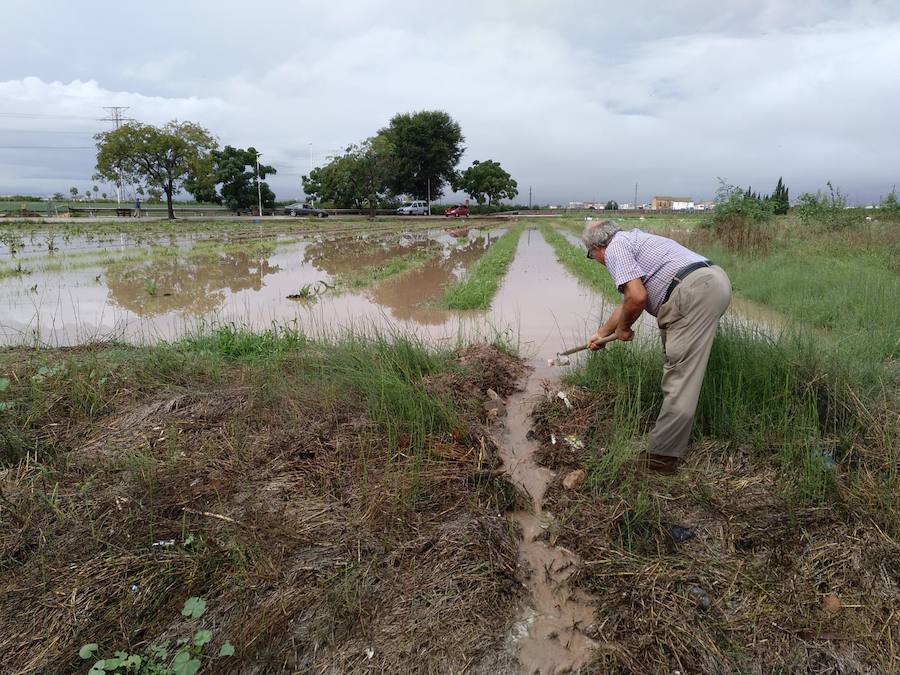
[1,0,898,204]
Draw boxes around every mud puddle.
[496,359,599,674]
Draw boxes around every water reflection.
[302,236,429,277]
[369,238,491,324]
[105,250,281,316]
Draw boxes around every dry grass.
[532,388,899,674]
[0,337,525,673]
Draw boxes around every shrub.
[878,189,900,221]
[705,179,773,250]
[795,181,859,230]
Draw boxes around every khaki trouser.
[648,266,732,458]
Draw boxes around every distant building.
[695,200,716,211]
[652,196,694,211]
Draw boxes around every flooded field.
[1,225,621,360]
[1,219,896,673]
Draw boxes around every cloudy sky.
[1,0,898,204]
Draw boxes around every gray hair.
[581,219,621,249]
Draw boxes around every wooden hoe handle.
[560,334,617,356]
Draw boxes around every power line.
[0,111,99,120]
[0,145,94,150]
[0,128,95,135]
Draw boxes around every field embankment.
[441,224,524,309]
[0,328,526,673]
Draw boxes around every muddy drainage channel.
[494,359,599,674]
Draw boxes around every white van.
[397,200,429,215]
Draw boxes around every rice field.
[0,214,896,673]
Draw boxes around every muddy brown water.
[494,360,600,674]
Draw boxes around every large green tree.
[453,159,518,206]
[377,110,464,200]
[94,121,218,219]
[185,145,277,211]
[303,137,396,215]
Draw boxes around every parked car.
[396,200,429,215]
[284,203,329,218]
[445,205,470,218]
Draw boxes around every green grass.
[696,229,899,391]
[440,224,523,309]
[567,322,895,510]
[0,324,465,467]
[538,222,618,297]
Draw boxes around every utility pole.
[634,182,638,210]
[529,185,532,209]
[308,142,313,176]
[99,106,133,205]
[255,152,263,217]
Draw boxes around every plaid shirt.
[604,229,706,316]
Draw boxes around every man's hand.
[588,331,612,350]
[615,325,635,342]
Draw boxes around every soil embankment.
[0,336,528,673]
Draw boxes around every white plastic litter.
[556,391,573,409]
[563,435,584,450]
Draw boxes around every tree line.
[92,110,518,219]
[302,110,517,214]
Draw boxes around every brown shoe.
[637,451,679,475]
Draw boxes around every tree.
[452,159,518,206]
[147,187,163,203]
[189,146,276,211]
[92,185,99,199]
[52,192,64,201]
[605,200,619,210]
[771,177,790,215]
[101,192,107,199]
[879,188,899,220]
[303,138,396,215]
[94,120,218,219]
[377,110,464,200]
[69,186,78,199]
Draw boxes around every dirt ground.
[531,385,899,674]
[0,342,527,673]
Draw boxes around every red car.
[445,205,470,218]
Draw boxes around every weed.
[78,597,234,674]
[144,278,159,296]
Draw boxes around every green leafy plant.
[144,278,159,296]
[78,597,234,674]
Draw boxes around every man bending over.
[583,220,732,473]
